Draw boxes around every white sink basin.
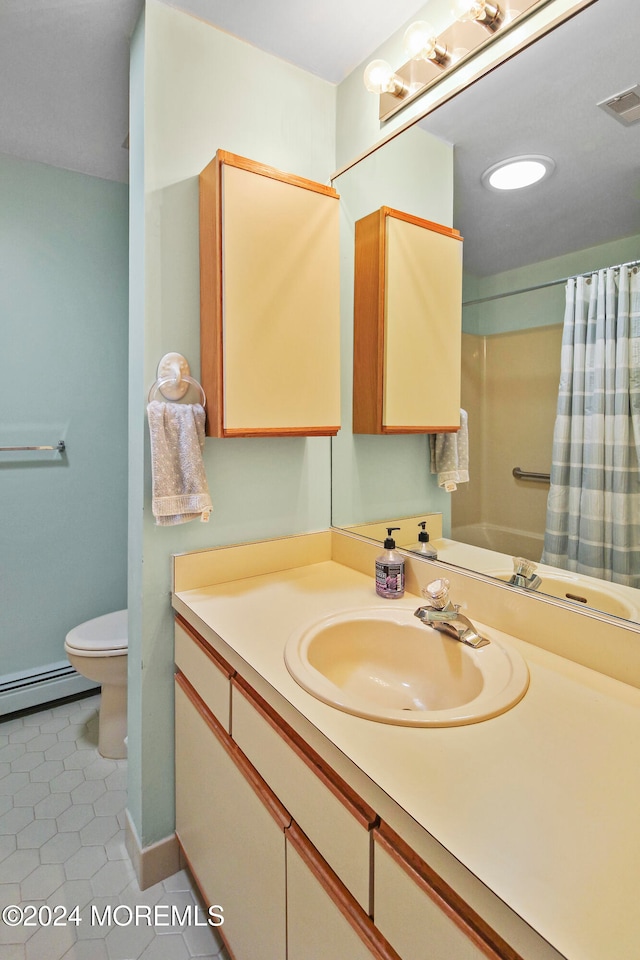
[284,607,529,727]
[488,570,637,619]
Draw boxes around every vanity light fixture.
[451,0,503,32]
[403,21,450,68]
[481,155,555,191]
[360,0,594,125]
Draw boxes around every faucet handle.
[512,557,537,579]
[422,578,451,609]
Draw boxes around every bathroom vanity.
[172,529,640,960]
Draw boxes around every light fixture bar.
[369,0,563,122]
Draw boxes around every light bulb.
[403,21,437,60]
[452,0,486,21]
[451,0,502,30]
[403,21,450,67]
[363,59,407,97]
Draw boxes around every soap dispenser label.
[376,562,404,596]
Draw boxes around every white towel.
[429,409,469,492]
[147,401,213,525]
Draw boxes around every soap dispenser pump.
[413,521,438,559]
[375,527,405,599]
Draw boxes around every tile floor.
[0,693,231,960]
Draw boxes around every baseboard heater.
[0,661,99,717]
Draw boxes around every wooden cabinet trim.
[380,424,460,434]
[353,209,386,435]
[287,820,401,960]
[353,205,462,435]
[221,425,340,438]
[176,671,291,831]
[175,612,235,679]
[200,149,340,438]
[375,821,524,960]
[380,205,462,240]
[215,150,340,199]
[200,153,225,437]
[232,674,377,831]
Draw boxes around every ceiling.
[1,0,637,275]
[420,0,640,275]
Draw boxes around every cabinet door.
[287,821,401,960]
[231,675,376,913]
[174,614,233,732]
[200,150,341,438]
[175,674,289,960]
[353,206,462,434]
[374,823,522,960]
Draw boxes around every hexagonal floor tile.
[64,845,108,881]
[39,831,82,865]
[16,818,57,850]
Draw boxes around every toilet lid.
[65,609,128,654]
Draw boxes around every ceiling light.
[482,155,555,191]
[403,21,450,67]
[451,0,503,32]
[363,59,409,97]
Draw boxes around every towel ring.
[147,352,206,407]
[148,375,206,407]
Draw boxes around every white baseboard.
[0,661,99,716]
[125,809,181,890]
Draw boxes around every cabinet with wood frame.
[353,206,463,434]
[199,150,341,438]
[174,671,400,959]
[174,614,526,960]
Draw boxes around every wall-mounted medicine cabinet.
[352,206,463,435]
[199,150,341,438]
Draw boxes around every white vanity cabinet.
[373,822,519,960]
[286,821,400,960]
[353,206,462,435]
[174,676,289,960]
[174,613,525,960]
[199,150,341,438]
[231,674,376,913]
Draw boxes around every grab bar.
[513,466,550,483]
[0,441,66,453]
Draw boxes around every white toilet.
[64,609,128,759]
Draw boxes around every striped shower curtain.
[542,265,640,587]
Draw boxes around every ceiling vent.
[598,84,640,125]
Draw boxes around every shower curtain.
[542,265,640,587]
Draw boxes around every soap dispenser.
[412,522,438,559]
[375,528,405,599]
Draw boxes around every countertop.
[173,557,640,960]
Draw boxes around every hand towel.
[429,409,469,492]
[147,400,213,525]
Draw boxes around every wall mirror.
[331,0,640,624]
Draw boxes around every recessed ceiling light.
[482,155,555,191]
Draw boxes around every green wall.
[0,153,128,676]
[463,232,640,336]
[128,0,338,848]
[331,124,454,531]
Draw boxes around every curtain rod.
[462,258,640,307]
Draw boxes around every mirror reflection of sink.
[284,607,529,727]
[488,570,637,619]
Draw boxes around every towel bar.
[0,441,65,453]
[513,466,550,483]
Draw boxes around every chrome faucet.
[507,557,542,591]
[414,578,490,648]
